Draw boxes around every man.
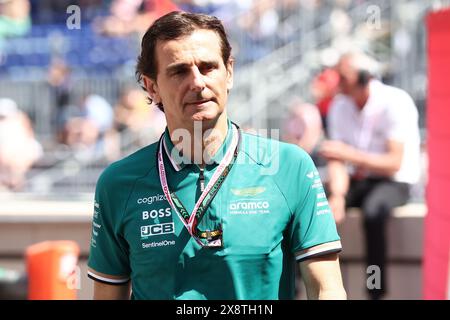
[282,98,323,156]
[95,0,178,36]
[0,0,31,39]
[87,11,346,300]
[320,52,421,300]
[0,98,42,190]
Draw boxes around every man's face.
[144,29,233,128]
[336,56,359,96]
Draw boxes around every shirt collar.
[361,79,382,114]
[163,119,234,172]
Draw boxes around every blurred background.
[0,0,447,300]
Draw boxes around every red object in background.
[312,68,340,118]
[26,241,80,300]
[424,8,450,300]
[145,0,179,16]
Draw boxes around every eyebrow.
[166,60,220,75]
[166,63,189,75]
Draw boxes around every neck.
[167,113,229,166]
[354,86,370,110]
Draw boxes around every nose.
[189,67,206,92]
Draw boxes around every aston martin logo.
[230,187,266,197]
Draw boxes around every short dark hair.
[136,11,232,111]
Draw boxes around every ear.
[226,58,234,91]
[143,75,161,105]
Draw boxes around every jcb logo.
[141,223,174,238]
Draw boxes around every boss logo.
[142,208,171,220]
[141,222,174,238]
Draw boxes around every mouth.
[184,99,213,108]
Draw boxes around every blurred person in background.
[94,0,178,37]
[311,67,340,134]
[236,0,280,63]
[113,87,165,135]
[176,0,222,14]
[47,59,73,143]
[0,0,30,39]
[282,98,324,164]
[0,98,42,191]
[61,94,114,153]
[319,52,421,300]
[104,87,166,160]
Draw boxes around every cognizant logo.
[137,194,167,205]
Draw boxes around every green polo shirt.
[87,120,342,299]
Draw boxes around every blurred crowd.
[0,0,430,302]
[0,78,166,191]
[0,0,383,64]
[47,59,167,157]
[0,0,423,196]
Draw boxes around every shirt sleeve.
[87,170,131,284]
[287,152,342,262]
[385,91,418,143]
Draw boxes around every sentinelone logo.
[229,201,270,215]
[142,240,175,249]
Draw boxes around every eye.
[173,70,184,76]
[170,67,188,77]
[200,62,217,74]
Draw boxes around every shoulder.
[240,131,314,170]
[376,82,415,106]
[240,132,319,211]
[97,141,158,190]
[377,83,418,116]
